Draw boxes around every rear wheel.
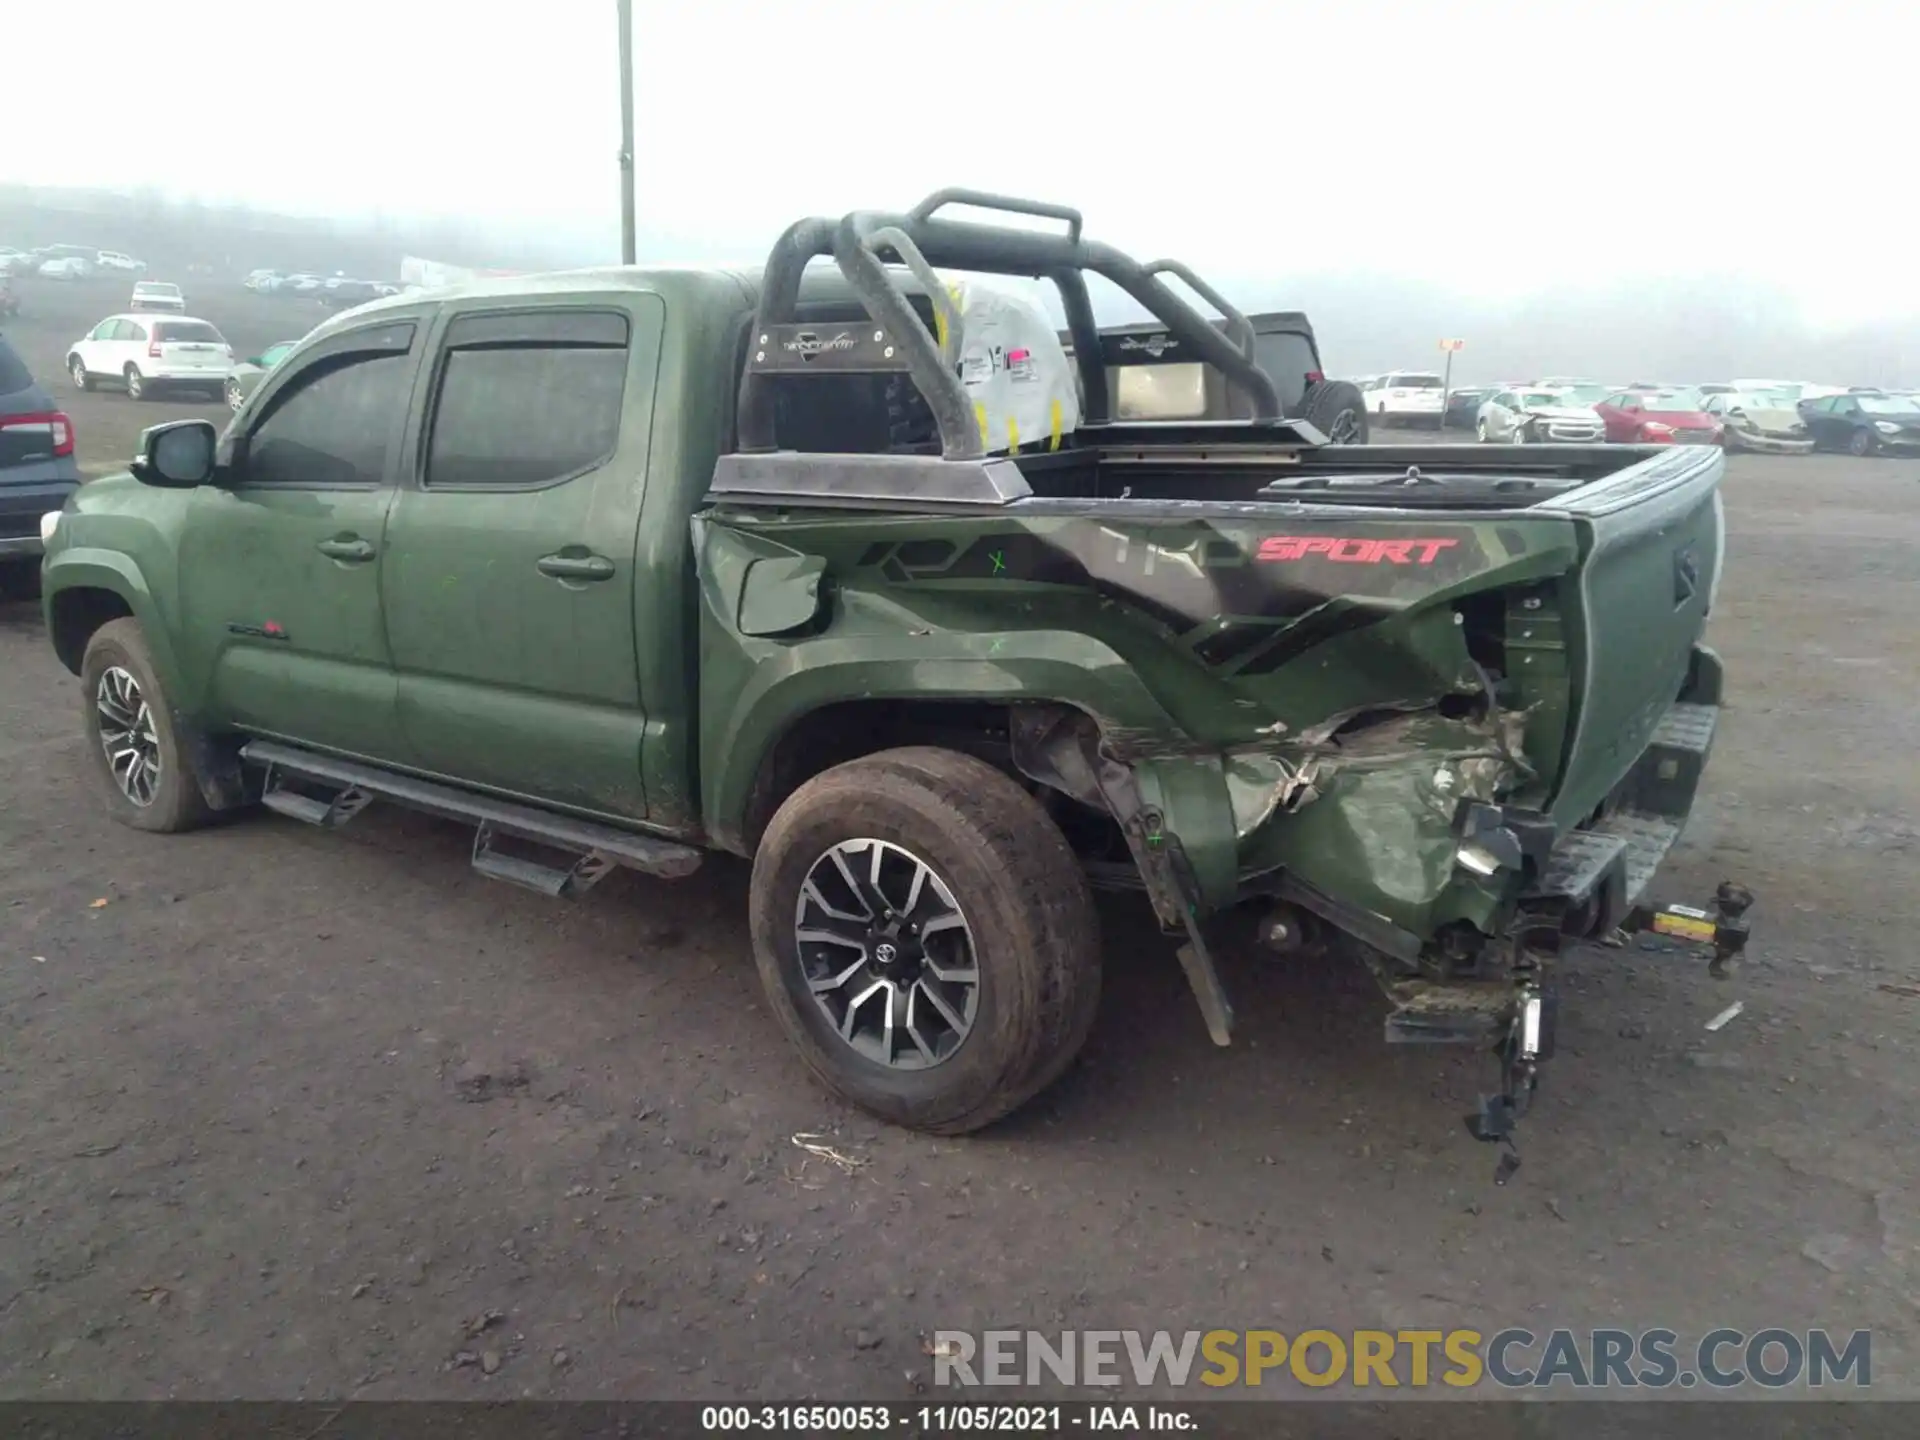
[124,365,148,401]
[225,377,244,411]
[79,619,213,833]
[749,747,1101,1135]
[69,356,91,391]
[1848,427,1874,457]
[1296,380,1368,444]
[1475,419,1489,443]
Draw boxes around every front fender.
[42,547,185,693]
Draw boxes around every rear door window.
[423,309,631,489]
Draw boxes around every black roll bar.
[736,189,1282,461]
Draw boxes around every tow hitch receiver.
[1467,984,1555,1179]
[1468,881,1755,1180]
[1621,881,1755,978]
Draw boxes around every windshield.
[1643,388,1705,411]
[1726,393,1788,410]
[262,342,296,366]
[1390,374,1443,388]
[1859,395,1920,416]
[1520,391,1567,408]
[1558,384,1609,404]
[136,283,180,296]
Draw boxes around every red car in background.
[1595,387,1722,445]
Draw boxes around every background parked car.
[1796,391,1920,456]
[1476,386,1605,443]
[1362,371,1445,426]
[244,269,284,292]
[225,339,300,410]
[32,245,96,275]
[319,278,385,308]
[1701,392,1813,454]
[0,248,31,275]
[1594,387,1722,444]
[0,275,18,318]
[130,281,186,313]
[0,331,80,598]
[94,250,146,274]
[67,314,234,401]
[1441,386,1490,429]
[37,257,87,280]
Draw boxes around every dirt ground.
[2,274,1918,1402]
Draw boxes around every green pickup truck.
[39,191,1747,1147]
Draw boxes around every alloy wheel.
[792,837,979,1070]
[95,665,161,806]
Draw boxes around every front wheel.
[749,747,1101,1135]
[1848,428,1875,457]
[124,365,149,401]
[70,356,92,391]
[79,619,213,833]
[1475,420,1489,443]
[225,378,244,411]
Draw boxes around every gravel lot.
[2,274,1918,1401]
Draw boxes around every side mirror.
[131,419,218,489]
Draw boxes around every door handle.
[317,536,375,562]
[537,552,615,582]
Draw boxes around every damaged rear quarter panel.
[696,505,1582,934]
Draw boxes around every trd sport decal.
[1257,536,1460,565]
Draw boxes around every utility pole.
[617,0,636,264]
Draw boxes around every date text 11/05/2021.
[701,1406,1194,1432]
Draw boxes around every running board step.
[471,821,617,898]
[261,774,373,828]
[240,741,702,882]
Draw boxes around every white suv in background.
[67,314,234,401]
[95,250,146,273]
[1364,371,1446,427]
[130,280,186,312]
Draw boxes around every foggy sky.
[8,0,1914,378]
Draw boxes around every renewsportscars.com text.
[932,1328,1871,1391]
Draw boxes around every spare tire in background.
[1295,380,1368,444]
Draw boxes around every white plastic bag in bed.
[936,277,1080,455]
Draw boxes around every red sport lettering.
[1257,536,1459,565]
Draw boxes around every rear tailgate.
[1542,443,1723,827]
[152,320,231,375]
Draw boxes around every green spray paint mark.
[989,550,1006,574]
